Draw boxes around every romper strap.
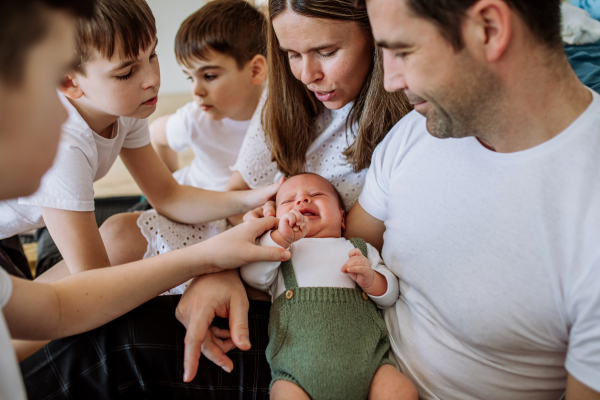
[280,258,299,290]
[349,237,369,258]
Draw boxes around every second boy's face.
[72,38,160,119]
[276,174,346,239]
[182,52,259,121]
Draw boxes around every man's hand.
[243,200,276,222]
[270,210,309,248]
[175,270,250,382]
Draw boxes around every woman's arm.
[40,207,111,273]
[3,217,289,341]
[120,145,280,224]
[150,114,179,173]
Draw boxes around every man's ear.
[340,209,346,231]
[58,74,84,99]
[249,54,267,85]
[464,0,512,62]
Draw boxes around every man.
[344,0,600,398]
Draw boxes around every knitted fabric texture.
[265,238,391,400]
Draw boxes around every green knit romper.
[265,238,392,400]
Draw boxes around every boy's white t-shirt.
[0,269,27,400]
[359,91,600,399]
[166,101,250,191]
[0,95,150,239]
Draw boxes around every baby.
[241,173,417,400]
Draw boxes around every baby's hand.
[270,210,309,248]
[341,248,377,292]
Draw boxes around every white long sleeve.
[240,232,283,295]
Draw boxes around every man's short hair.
[357,0,562,51]
[175,0,267,69]
[0,0,95,86]
[74,0,156,74]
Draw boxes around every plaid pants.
[20,296,272,400]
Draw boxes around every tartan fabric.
[21,296,272,400]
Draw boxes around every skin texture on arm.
[566,373,600,399]
[40,207,111,273]
[120,145,280,224]
[226,170,253,226]
[343,200,386,253]
[149,114,178,173]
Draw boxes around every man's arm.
[120,145,280,224]
[343,200,386,253]
[566,373,600,399]
[41,207,111,273]
[150,114,178,173]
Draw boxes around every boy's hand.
[242,177,285,211]
[270,210,309,248]
[341,248,387,296]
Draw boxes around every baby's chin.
[304,228,343,239]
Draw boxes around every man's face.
[181,52,260,121]
[0,9,75,200]
[275,174,346,239]
[367,0,503,139]
[71,38,160,120]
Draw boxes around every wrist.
[361,271,387,297]
[270,231,292,249]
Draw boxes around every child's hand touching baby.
[341,249,388,297]
[270,210,310,249]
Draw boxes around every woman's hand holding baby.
[270,210,309,249]
[341,249,387,297]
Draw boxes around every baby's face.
[275,174,345,238]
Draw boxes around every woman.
[22,0,412,397]
[111,0,411,265]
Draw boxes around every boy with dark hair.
[102,0,268,267]
[0,0,278,359]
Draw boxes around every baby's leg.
[369,364,418,400]
[270,380,311,400]
[100,212,147,264]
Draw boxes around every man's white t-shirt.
[166,101,250,191]
[359,91,600,399]
[0,95,150,239]
[0,269,27,400]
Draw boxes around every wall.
[146,0,207,95]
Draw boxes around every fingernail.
[183,369,189,382]
[282,250,291,259]
[222,366,231,373]
[241,335,250,347]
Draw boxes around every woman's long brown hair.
[264,0,413,176]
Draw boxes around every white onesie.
[241,233,399,307]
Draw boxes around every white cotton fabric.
[0,95,150,239]
[138,91,368,261]
[241,233,399,307]
[166,101,250,191]
[358,91,600,399]
[0,269,27,400]
[231,90,367,211]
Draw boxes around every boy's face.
[0,9,75,200]
[182,51,259,121]
[70,38,160,119]
[275,174,346,239]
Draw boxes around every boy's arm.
[226,171,252,226]
[150,114,179,173]
[4,216,289,341]
[40,207,111,273]
[120,145,280,224]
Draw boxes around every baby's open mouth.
[300,211,316,217]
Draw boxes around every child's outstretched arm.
[341,244,399,308]
[120,145,281,224]
[150,114,179,173]
[4,216,289,341]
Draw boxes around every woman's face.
[272,10,373,110]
